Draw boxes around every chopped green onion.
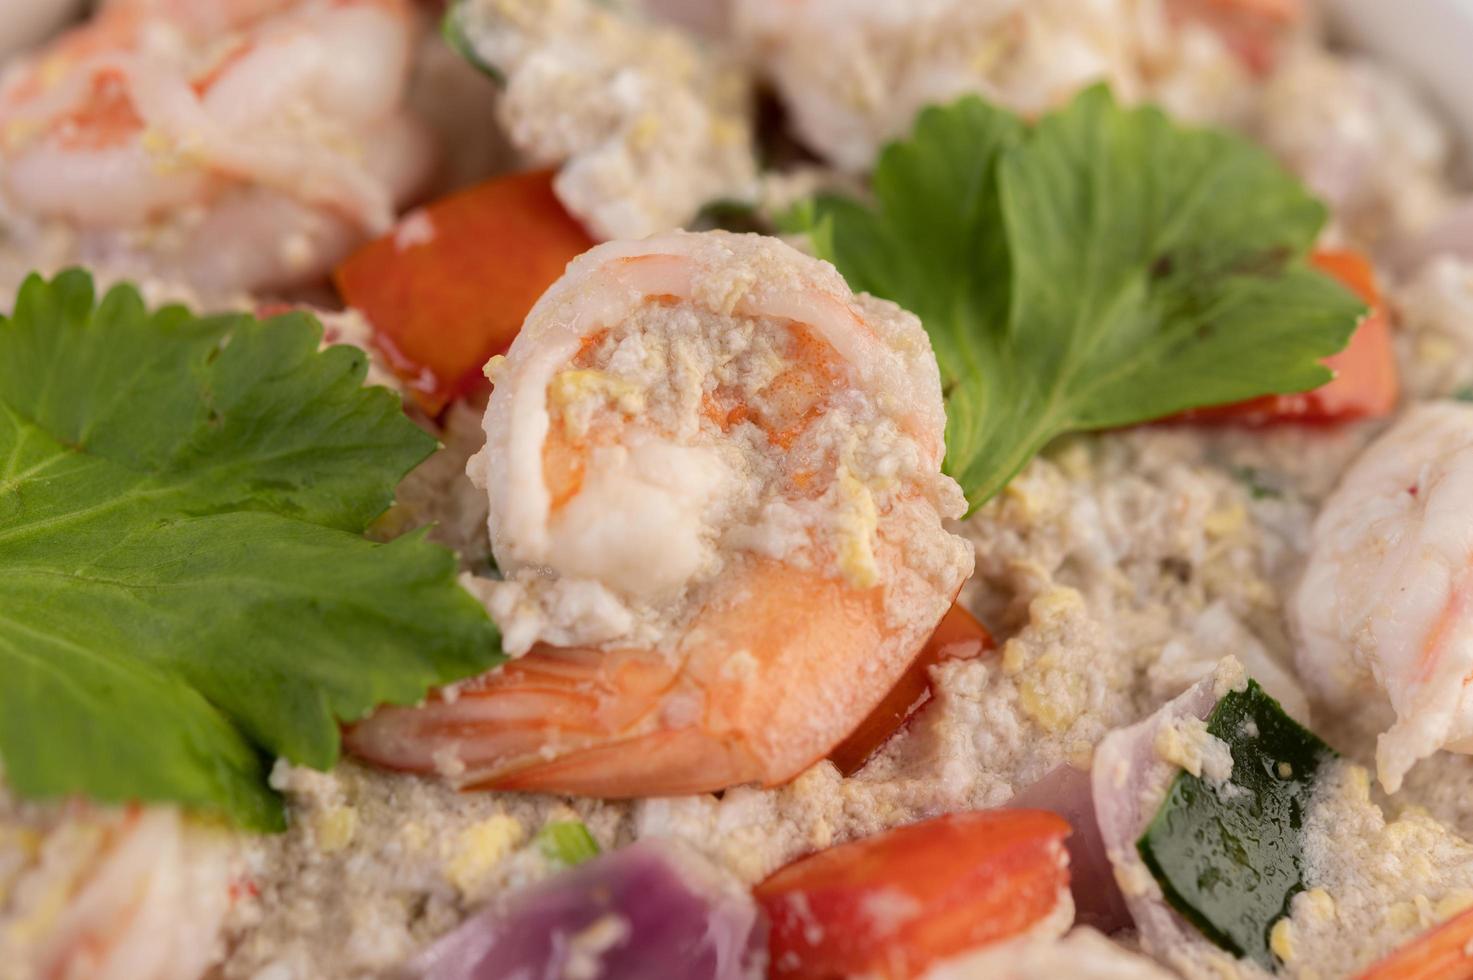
[442,2,505,85]
[537,821,601,867]
[1231,466,1283,501]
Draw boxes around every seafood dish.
[4,1,1473,978]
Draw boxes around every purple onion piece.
[409,839,767,980]
[1008,763,1130,933]
[1090,660,1239,962]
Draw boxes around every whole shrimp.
[1293,400,1473,791]
[733,0,1300,172]
[0,801,237,980]
[0,0,433,294]
[347,231,975,796]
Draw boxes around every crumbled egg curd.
[1282,760,1473,978]
[389,401,495,572]
[455,0,757,239]
[1393,256,1473,401]
[1154,715,1232,784]
[219,761,633,980]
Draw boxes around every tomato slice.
[1177,249,1398,426]
[333,169,595,415]
[828,603,994,777]
[1356,906,1473,980]
[755,810,1071,980]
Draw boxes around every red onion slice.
[1089,660,1243,962]
[410,839,767,980]
[1007,764,1129,933]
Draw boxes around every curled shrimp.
[733,0,1297,172]
[0,802,237,980]
[347,230,974,796]
[0,0,433,293]
[1292,401,1473,791]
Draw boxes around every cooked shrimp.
[347,231,974,796]
[1257,47,1452,251]
[0,0,433,293]
[733,0,1285,173]
[0,802,237,980]
[1293,400,1473,792]
[0,0,88,63]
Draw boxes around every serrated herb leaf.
[692,199,770,235]
[1137,680,1336,968]
[0,271,504,831]
[790,86,1365,511]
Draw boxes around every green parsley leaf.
[790,86,1366,511]
[0,271,504,831]
[693,199,770,235]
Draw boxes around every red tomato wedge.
[1177,249,1398,426]
[333,169,595,415]
[1357,906,1473,980]
[828,603,994,777]
[754,810,1071,980]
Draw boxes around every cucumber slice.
[1137,679,1336,968]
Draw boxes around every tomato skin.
[1356,905,1473,980]
[754,810,1071,980]
[828,603,993,777]
[333,169,595,415]
[1177,249,1398,426]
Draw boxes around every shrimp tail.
[345,646,680,786]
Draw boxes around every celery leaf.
[0,271,503,831]
[792,87,1365,510]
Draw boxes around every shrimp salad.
[4,1,1473,979]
